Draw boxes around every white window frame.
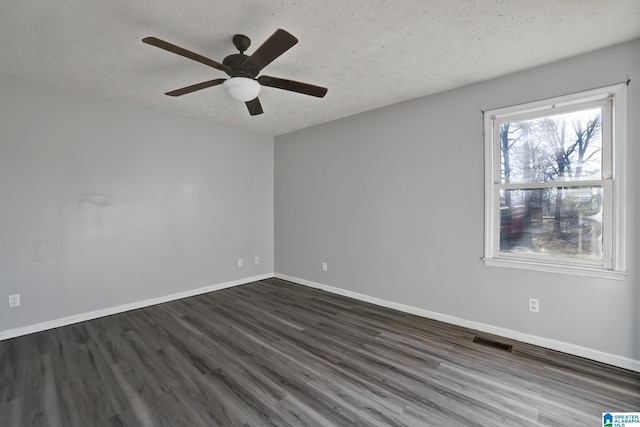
[483,84,627,280]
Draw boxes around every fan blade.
[165,78,226,97]
[242,29,298,76]
[257,75,327,98]
[245,97,264,116]
[142,37,231,73]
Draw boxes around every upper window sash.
[492,99,610,186]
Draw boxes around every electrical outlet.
[8,294,20,308]
[322,262,328,272]
[254,257,260,265]
[529,298,539,313]
[238,258,243,267]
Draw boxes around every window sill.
[482,257,627,281]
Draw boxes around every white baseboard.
[275,273,640,373]
[0,273,274,341]
[4,271,638,373]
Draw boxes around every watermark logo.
[603,412,640,427]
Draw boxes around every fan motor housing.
[223,53,252,77]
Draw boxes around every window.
[483,84,627,279]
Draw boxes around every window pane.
[500,107,602,184]
[499,186,603,260]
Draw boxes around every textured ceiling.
[1,1,639,136]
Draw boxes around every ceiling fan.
[142,29,327,116]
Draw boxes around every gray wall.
[275,39,639,362]
[0,74,274,331]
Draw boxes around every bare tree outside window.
[498,108,603,259]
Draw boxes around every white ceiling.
[1,1,639,136]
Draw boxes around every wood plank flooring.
[1,277,638,426]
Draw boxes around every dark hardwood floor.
[1,278,638,426]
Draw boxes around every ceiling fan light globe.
[222,77,261,102]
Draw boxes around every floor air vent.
[473,336,513,352]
